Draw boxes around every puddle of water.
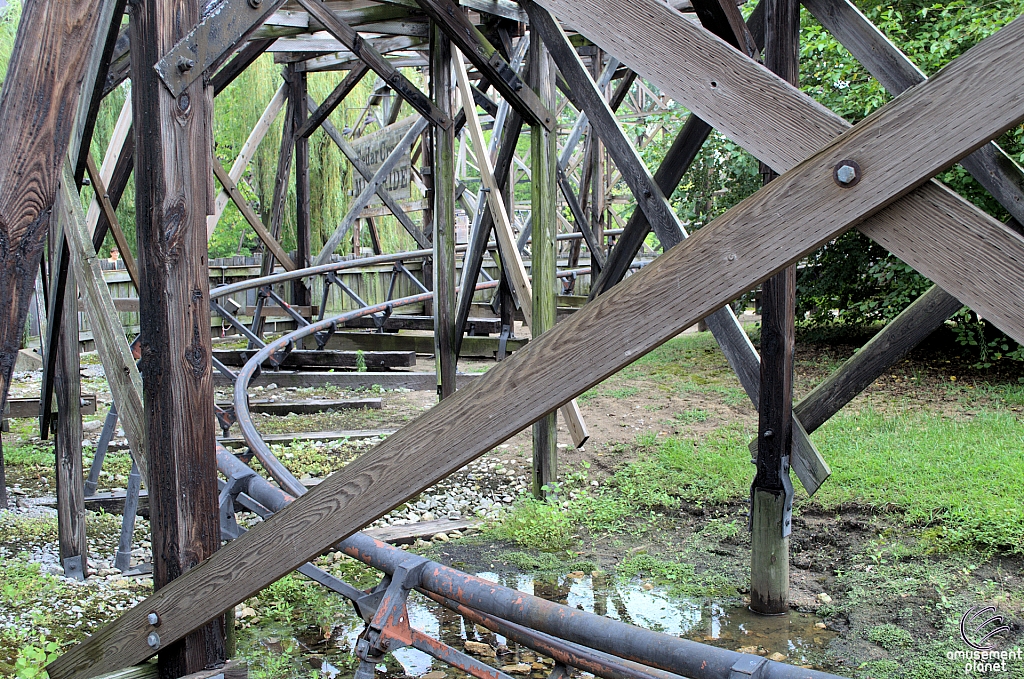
[247,570,837,678]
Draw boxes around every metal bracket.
[63,555,86,581]
[497,323,511,361]
[155,0,288,97]
[730,655,769,679]
[488,52,524,92]
[217,466,257,540]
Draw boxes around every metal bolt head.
[248,0,263,7]
[147,632,161,649]
[833,159,861,187]
[147,611,160,626]
[763,429,774,439]
[177,56,195,73]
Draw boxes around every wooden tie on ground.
[47,6,1024,675]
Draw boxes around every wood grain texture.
[52,212,88,580]
[292,66,312,307]
[58,165,148,485]
[296,0,450,129]
[533,0,1024,344]
[530,35,558,495]
[432,26,458,398]
[801,0,1024,231]
[50,19,1024,678]
[129,0,224,670]
[0,0,103,416]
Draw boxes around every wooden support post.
[750,0,799,616]
[129,0,224,672]
[432,25,458,399]
[51,211,88,581]
[290,66,312,309]
[531,36,559,498]
[47,18,1024,670]
[0,1,105,421]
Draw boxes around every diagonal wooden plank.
[413,0,555,131]
[314,117,429,265]
[48,18,1024,678]
[85,155,139,288]
[295,0,450,129]
[533,0,1024,345]
[212,159,298,271]
[310,98,431,248]
[529,0,829,493]
[801,0,1024,231]
[296,63,370,138]
[452,45,589,447]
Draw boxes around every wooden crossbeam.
[529,0,829,493]
[309,98,431,248]
[297,63,370,138]
[534,0,1024,346]
[453,45,589,447]
[48,20,1024,676]
[413,0,555,132]
[295,0,450,129]
[212,159,298,271]
[85,155,139,288]
[208,85,287,238]
[802,0,1024,231]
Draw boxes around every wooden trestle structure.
[0,0,1019,676]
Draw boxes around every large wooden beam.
[801,0,1024,231]
[413,0,555,131]
[532,0,1024,345]
[49,16,1024,678]
[296,63,370,139]
[129,0,224,672]
[532,0,828,493]
[295,0,451,129]
[750,0,799,616]
[433,26,458,398]
[0,1,104,417]
[530,34,559,497]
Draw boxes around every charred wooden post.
[129,0,225,672]
[291,65,312,310]
[751,0,800,616]
[0,2,104,419]
[51,210,88,581]
[530,35,559,498]
[433,27,458,398]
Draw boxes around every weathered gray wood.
[750,488,788,613]
[801,0,1024,232]
[129,0,224,669]
[52,214,88,581]
[212,349,417,369]
[414,0,555,131]
[314,117,430,265]
[533,0,1024,345]
[794,285,963,433]
[58,165,149,485]
[297,63,370,138]
[217,429,396,448]
[49,19,1024,676]
[295,0,450,129]
[530,34,560,497]
[432,27,458,399]
[311,100,431,248]
[212,160,297,271]
[211,371,482,390]
[343,314,502,333]
[4,395,97,419]
[0,1,105,420]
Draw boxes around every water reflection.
[256,570,837,678]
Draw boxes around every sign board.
[349,116,417,204]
